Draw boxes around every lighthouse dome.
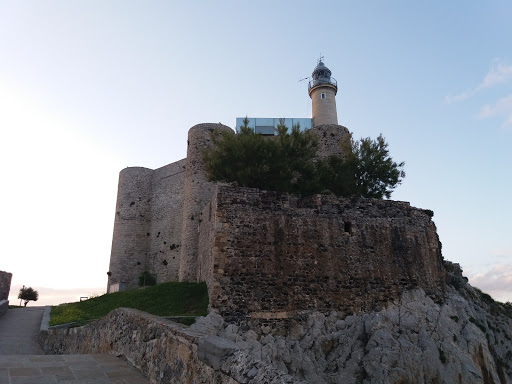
[312,60,332,81]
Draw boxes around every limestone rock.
[205,283,512,383]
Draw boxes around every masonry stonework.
[198,186,445,322]
[108,121,442,316]
[40,308,300,384]
[108,123,233,291]
[310,87,338,127]
[179,123,233,282]
[0,270,13,301]
[310,124,350,160]
[148,160,187,283]
[107,160,186,292]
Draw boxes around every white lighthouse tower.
[308,58,338,127]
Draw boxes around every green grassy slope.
[50,282,208,326]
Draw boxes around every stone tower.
[308,59,338,127]
[178,123,233,282]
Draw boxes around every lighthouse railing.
[308,77,337,91]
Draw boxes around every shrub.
[138,271,156,287]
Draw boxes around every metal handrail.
[308,77,337,90]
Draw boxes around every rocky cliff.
[191,262,512,383]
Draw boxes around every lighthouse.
[308,58,338,127]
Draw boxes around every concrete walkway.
[0,307,44,355]
[0,307,148,383]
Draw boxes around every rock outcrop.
[192,264,512,383]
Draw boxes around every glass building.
[235,117,312,135]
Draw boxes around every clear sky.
[1,1,510,305]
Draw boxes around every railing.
[308,77,337,91]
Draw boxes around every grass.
[49,281,208,326]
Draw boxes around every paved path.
[0,354,148,384]
[0,307,148,383]
[0,307,44,355]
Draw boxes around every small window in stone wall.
[344,221,352,234]
[321,93,326,99]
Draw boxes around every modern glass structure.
[235,117,312,135]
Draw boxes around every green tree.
[203,121,405,199]
[18,286,39,306]
[203,117,319,193]
[351,134,405,199]
[316,134,358,197]
[317,133,405,198]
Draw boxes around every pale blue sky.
[1,1,511,305]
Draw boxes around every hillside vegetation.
[50,282,208,326]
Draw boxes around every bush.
[18,286,39,306]
[138,271,156,287]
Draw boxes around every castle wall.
[198,186,446,321]
[178,123,233,282]
[108,167,155,292]
[147,160,186,283]
[0,270,12,301]
[310,124,350,160]
[107,122,371,290]
[108,160,187,292]
[197,200,216,298]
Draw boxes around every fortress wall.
[147,159,186,283]
[107,167,154,292]
[179,123,233,282]
[0,270,12,301]
[197,200,216,299]
[200,186,446,321]
[311,124,350,160]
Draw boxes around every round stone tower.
[179,123,233,282]
[107,167,154,293]
[308,59,338,127]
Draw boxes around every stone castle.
[107,60,446,321]
[46,60,512,384]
